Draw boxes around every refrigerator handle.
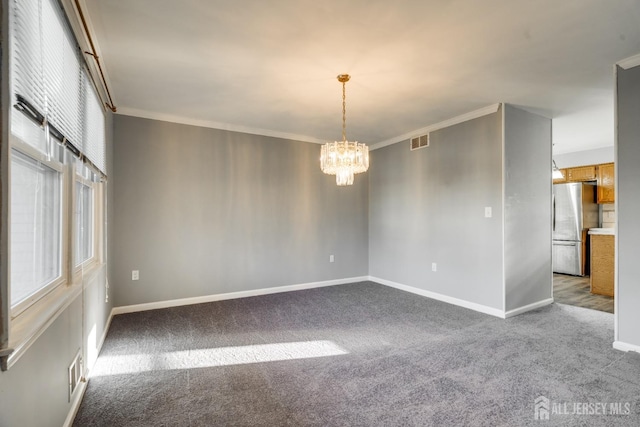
[552,194,556,231]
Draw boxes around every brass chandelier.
[320,74,369,186]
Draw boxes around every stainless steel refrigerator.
[552,183,598,276]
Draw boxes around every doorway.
[553,273,613,313]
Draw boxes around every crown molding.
[116,107,327,144]
[617,53,640,70]
[118,104,502,149]
[369,103,501,151]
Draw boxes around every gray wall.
[616,64,640,349]
[503,105,552,312]
[369,110,504,310]
[0,267,111,427]
[0,298,83,426]
[112,115,368,307]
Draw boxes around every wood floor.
[553,273,614,313]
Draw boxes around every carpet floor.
[73,281,640,426]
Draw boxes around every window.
[10,149,63,311]
[3,0,108,371]
[74,164,95,267]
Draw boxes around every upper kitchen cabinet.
[552,165,597,183]
[597,162,615,203]
[553,169,567,183]
[567,165,597,182]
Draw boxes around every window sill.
[2,261,107,371]
[2,280,83,371]
[3,285,82,369]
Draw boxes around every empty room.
[2,1,640,426]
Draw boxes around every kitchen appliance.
[553,182,598,276]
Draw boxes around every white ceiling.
[82,0,640,154]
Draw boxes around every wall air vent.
[68,350,83,402]
[410,134,429,151]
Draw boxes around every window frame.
[72,162,99,277]
[8,133,69,319]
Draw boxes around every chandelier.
[320,74,369,186]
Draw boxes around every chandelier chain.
[342,80,347,142]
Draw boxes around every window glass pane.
[10,150,62,307]
[74,181,93,266]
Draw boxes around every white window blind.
[12,0,45,117]
[83,78,106,174]
[12,0,106,176]
[42,0,83,147]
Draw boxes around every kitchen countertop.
[589,228,615,235]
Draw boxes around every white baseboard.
[91,308,115,370]
[63,374,88,427]
[369,276,505,318]
[504,298,554,318]
[613,340,640,354]
[112,276,369,315]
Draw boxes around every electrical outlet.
[329,255,335,263]
[132,270,139,281]
[432,262,437,272]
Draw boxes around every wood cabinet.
[597,162,615,203]
[590,234,614,297]
[553,169,567,184]
[552,162,615,204]
[567,165,597,182]
[553,165,596,183]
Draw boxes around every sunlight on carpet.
[90,340,349,377]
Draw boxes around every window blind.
[42,0,83,148]
[12,0,106,176]
[12,0,45,116]
[83,77,106,174]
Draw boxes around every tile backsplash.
[601,203,616,228]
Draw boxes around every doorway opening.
[553,273,613,313]
[552,180,615,314]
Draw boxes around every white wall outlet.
[132,270,139,281]
[485,207,492,218]
[329,255,335,263]
[432,262,437,272]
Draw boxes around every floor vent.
[69,351,83,402]
[410,134,429,150]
